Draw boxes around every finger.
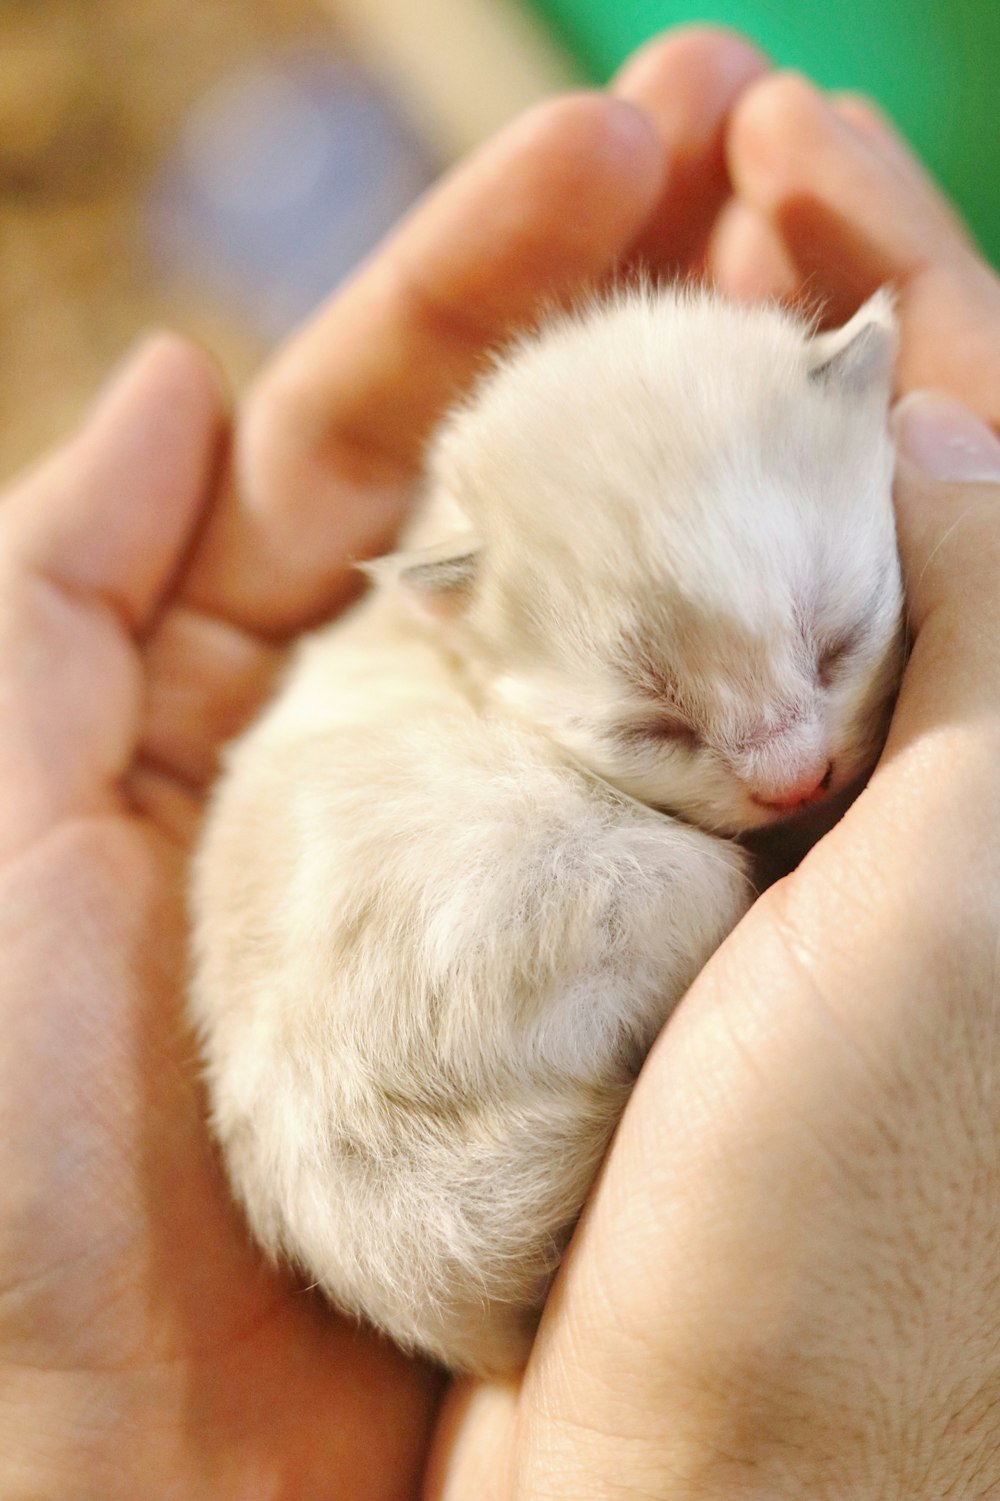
[139,605,284,789]
[184,95,666,635]
[726,73,1000,423]
[422,1381,515,1501]
[830,91,973,244]
[0,338,228,863]
[706,196,800,303]
[826,393,1000,945]
[611,26,769,274]
[1,334,228,634]
[888,392,1000,728]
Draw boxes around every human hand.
[424,53,1000,1501]
[0,30,770,1497]
[425,395,1000,1501]
[0,340,441,1500]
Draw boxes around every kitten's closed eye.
[817,627,863,687]
[614,714,704,751]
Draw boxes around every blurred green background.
[531,0,1000,267]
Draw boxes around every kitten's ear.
[361,538,481,621]
[807,288,898,395]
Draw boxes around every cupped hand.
[426,46,1000,1501]
[0,343,438,1499]
[0,30,769,1497]
[427,394,1000,1500]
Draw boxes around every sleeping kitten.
[190,286,904,1375]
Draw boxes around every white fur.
[189,286,903,1374]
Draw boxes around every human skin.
[2,25,1000,1500]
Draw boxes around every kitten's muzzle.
[749,760,834,813]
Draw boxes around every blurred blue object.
[147,53,438,341]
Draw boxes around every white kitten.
[190,286,904,1375]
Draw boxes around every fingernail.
[895,390,1000,482]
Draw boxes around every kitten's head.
[384,287,904,835]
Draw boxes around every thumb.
[889,391,1000,743]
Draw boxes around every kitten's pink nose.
[752,761,833,812]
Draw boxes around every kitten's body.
[191,287,903,1374]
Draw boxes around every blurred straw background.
[1,0,314,476]
[0,0,573,482]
